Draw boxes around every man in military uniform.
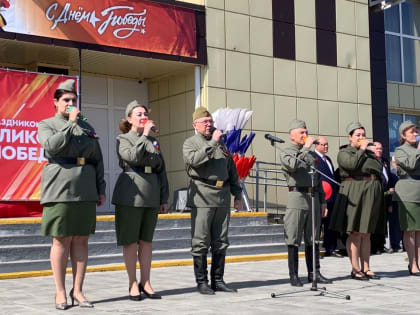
[279,120,331,286]
[183,107,242,295]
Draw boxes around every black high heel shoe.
[69,288,94,308]
[350,270,369,281]
[139,284,162,299]
[408,265,420,276]
[129,283,143,301]
[362,270,381,280]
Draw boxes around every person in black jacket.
[313,137,342,258]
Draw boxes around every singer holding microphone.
[279,120,330,286]
[38,79,106,310]
[329,122,385,281]
[393,120,420,276]
[183,107,242,295]
[112,100,169,300]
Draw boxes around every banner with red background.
[0,0,197,58]
[0,69,78,217]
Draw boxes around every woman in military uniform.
[112,100,169,300]
[330,122,385,281]
[394,121,420,276]
[38,79,106,310]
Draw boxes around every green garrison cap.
[346,121,364,135]
[399,120,417,136]
[192,107,211,121]
[125,100,143,118]
[288,119,307,132]
[57,79,76,93]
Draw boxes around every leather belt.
[48,157,96,166]
[126,166,156,174]
[190,176,226,188]
[288,186,316,193]
[343,174,378,181]
[400,174,420,180]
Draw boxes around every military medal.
[153,140,160,151]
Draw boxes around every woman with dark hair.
[112,100,169,300]
[38,79,106,310]
[394,120,420,276]
[330,122,385,281]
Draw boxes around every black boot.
[306,245,332,284]
[288,245,303,287]
[193,256,215,295]
[210,253,237,293]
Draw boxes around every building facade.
[0,0,398,214]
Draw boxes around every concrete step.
[0,233,284,262]
[0,213,283,274]
[0,242,289,273]
[0,225,283,246]
[0,214,268,236]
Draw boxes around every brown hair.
[119,105,149,134]
[54,89,77,100]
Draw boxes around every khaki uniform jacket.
[38,113,106,204]
[112,131,169,208]
[394,142,420,203]
[279,144,326,210]
[183,133,242,208]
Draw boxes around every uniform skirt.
[41,202,96,237]
[330,179,385,234]
[115,205,159,245]
[398,202,420,231]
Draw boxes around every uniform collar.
[55,113,69,121]
[198,132,212,141]
[129,129,144,137]
[403,141,417,148]
[291,143,303,149]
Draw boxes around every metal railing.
[242,161,288,212]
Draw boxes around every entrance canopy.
[0,38,196,80]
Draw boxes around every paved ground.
[0,252,418,315]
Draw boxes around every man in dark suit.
[371,142,402,254]
[314,137,343,257]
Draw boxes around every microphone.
[68,106,87,121]
[209,126,225,135]
[143,119,159,133]
[265,134,285,145]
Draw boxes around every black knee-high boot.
[193,255,215,294]
[306,245,332,284]
[288,245,303,287]
[210,253,237,292]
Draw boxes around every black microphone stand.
[268,141,350,300]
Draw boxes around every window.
[385,1,420,84]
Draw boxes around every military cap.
[346,122,364,135]
[399,120,417,136]
[125,100,145,118]
[192,107,211,121]
[57,79,76,93]
[288,119,307,132]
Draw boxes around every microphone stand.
[269,142,350,300]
